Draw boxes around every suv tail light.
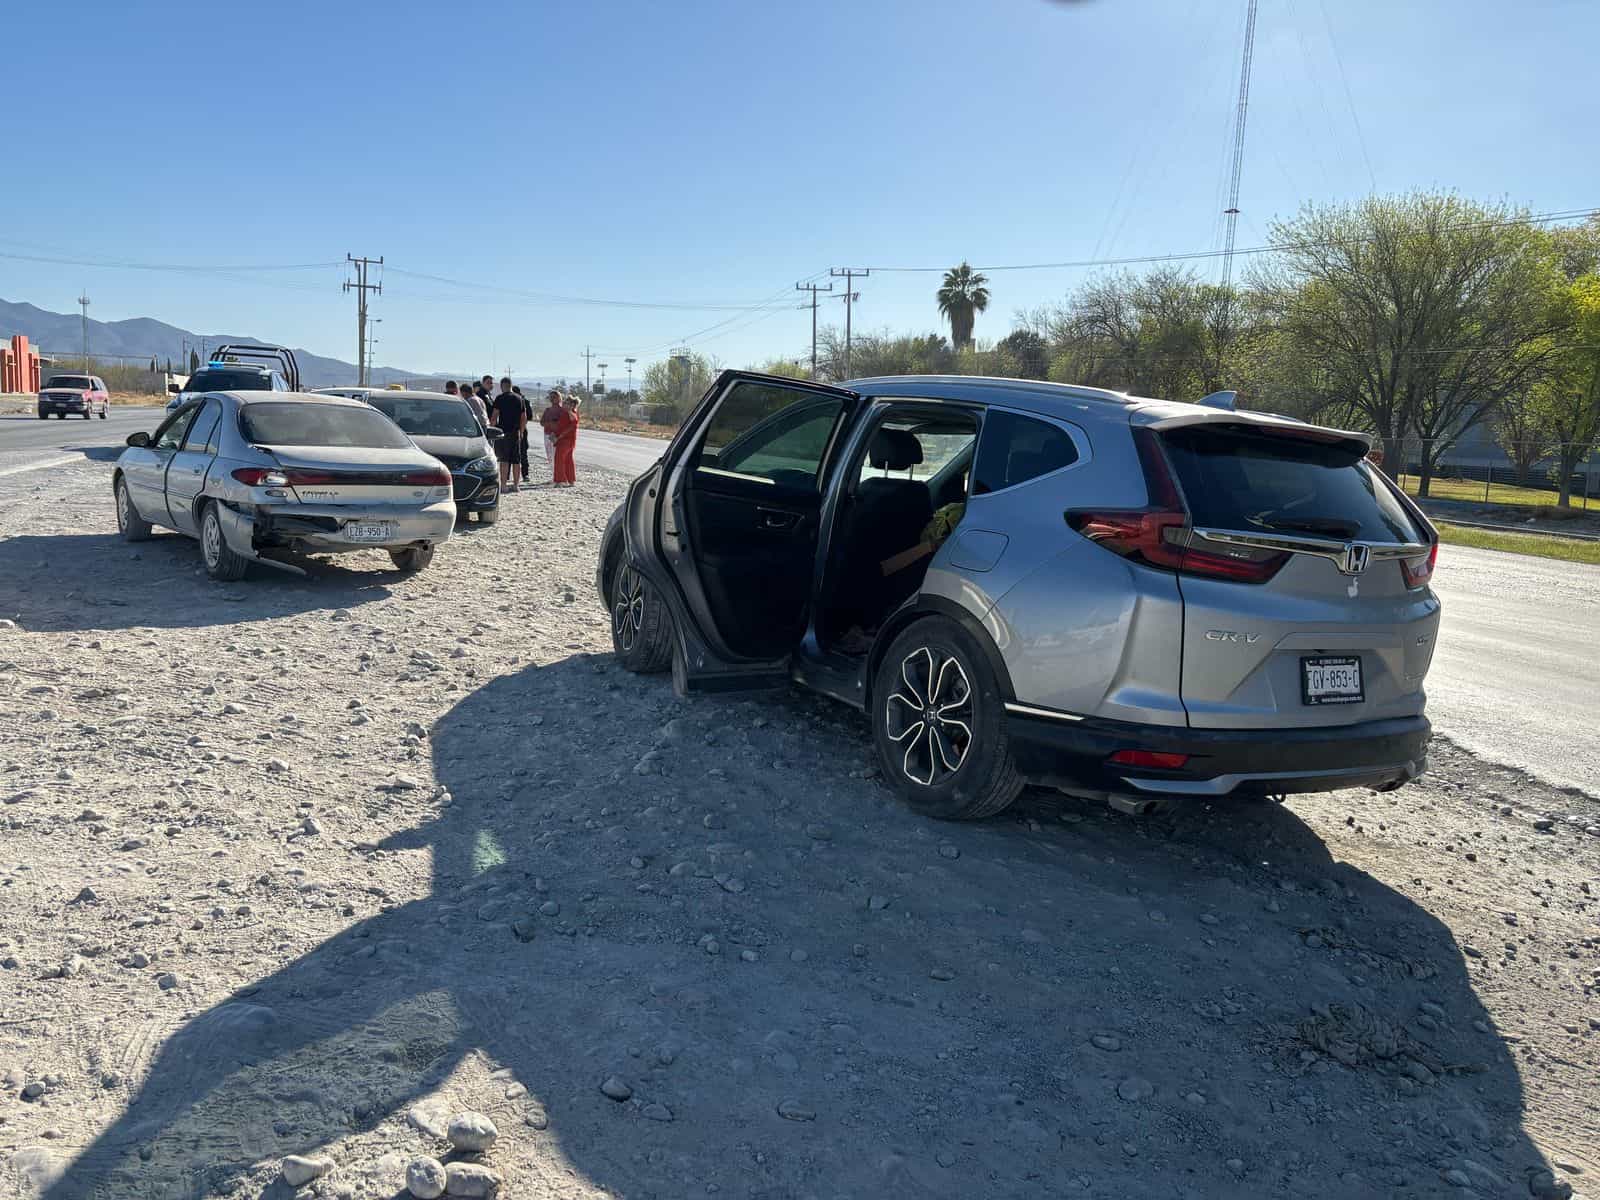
[1400,542,1437,589]
[1066,428,1290,584]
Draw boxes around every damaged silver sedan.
[113,391,455,580]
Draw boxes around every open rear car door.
[623,370,860,693]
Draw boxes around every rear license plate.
[1301,656,1363,705]
[343,521,394,543]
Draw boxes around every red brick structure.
[2,333,41,393]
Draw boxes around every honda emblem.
[1340,543,1371,575]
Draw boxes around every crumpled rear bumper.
[219,499,456,557]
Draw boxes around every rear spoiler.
[210,343,301,392]
[1132,404,1371,460]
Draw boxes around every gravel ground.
[0,457,1596,1200]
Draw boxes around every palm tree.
[937,262,990,350]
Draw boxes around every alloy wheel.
[116,483,131,533]
[613,565,645,652]
[884,646,974,787]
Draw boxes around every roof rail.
[210,344,300,392]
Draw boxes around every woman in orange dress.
[553,395,580,486]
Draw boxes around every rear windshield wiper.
[1254,516,1363,539]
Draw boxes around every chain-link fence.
[1388,438,1600,510]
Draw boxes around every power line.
[1316,0,1377,192]
[865,208,1600,274]
[0,249,340,273]
[382,266,785,312]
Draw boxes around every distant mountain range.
[0,298,426,388]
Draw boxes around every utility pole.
[365,318,383,380]
[580,345,596,394]
[344,254,383,386]
[77,292,91,371]
[829,268,869,378]
[796,281,834,378]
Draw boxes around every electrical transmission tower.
[1220,0,1258,296]
[344,254,383,386]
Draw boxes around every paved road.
[1429,545,1600,797]
[0,413,1592,793]
[0,406,666,477]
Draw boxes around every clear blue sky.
[3,0,1595,381]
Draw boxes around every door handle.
[758,508,799,532]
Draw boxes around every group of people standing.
[444,376,580,491]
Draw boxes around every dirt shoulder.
[0,460,1595,1200]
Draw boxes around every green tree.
[997,329,1049,379]
[754,358,809,381]
[1530,274,1600,506]
[1494,393,1556,485]
[936,262,989,350]
[1025,266,1243,400]
[1259,193,1561,495]
[642,352,716,421]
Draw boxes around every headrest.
[1004,448,1052,488]
[868,428,923,471]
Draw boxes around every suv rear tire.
[872,616,1023,820]
[477,506,499,526]
[200,503,249,581]
[610,561,672,674]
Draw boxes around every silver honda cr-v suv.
[597,371,1439,820]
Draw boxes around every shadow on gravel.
[0,533,398,633]
[62,445,123,463]
[41,657,1554,1200]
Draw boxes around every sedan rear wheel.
[115,477,152,542]
[200,503,248,581]
[872,616,1023,820]
[610,561,672,673]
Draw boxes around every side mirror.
[485,427,505,442]
[167,383,181,395]
[126,431,151,448]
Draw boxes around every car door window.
[972,410,1081,494]
[184,400,221,454]
[154,405,200,451]
[695,382,845,489]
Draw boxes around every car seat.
[833,428,935,639]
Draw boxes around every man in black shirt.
[491,377,526,491]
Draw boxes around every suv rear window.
[44,376,93,390]
[1162,427,1424,544]
[239,402,412,449]
[189,368,274,392]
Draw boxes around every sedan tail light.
[232,468,288,486]
[402,467,452,486]
[1066,428,1288,584]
